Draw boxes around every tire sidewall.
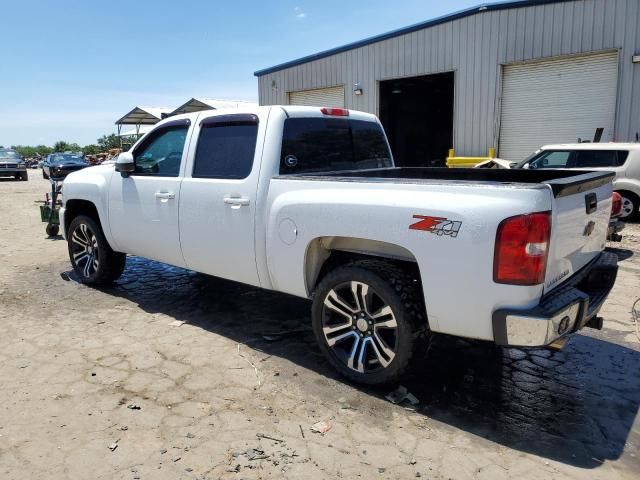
[312,266,416,386]
[67,215,111,285]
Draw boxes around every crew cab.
[60,106,618,385]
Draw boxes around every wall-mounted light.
[353,82,363,95]
[632,55,640,64]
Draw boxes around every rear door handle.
[155,191,175,200]
[223,194,250,207]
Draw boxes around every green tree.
[53,141,70,152]
[97,134,120,151]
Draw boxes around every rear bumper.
[492,251,618,347]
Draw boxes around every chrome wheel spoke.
[83,254,94,277]
[351,282,369,314]
[324,290,356,320]
[323,320,353,336]
[371,332,395,366]
[326,329,357,347]
[347,336,367,373]
[71,230,89,248]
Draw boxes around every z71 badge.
[409,215,462,238]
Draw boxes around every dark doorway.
[379,72,454,167]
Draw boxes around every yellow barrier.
[446,148,496,168]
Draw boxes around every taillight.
[320,107,349,116]
[494,211,551,285]
[611,192,622,218]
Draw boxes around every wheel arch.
[63,199,101,236]
[304,236,422,296]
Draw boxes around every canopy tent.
[114,106,173,147]
[169,98,257,115]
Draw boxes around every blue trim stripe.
[254,0,571,76]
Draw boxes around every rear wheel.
[67,215,126,285]
[312,260,428,386]
[618,192,639,220]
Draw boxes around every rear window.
[575,150,628,168]
[280,118,392,174]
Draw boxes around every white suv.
[518,143,640,220]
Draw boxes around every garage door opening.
[379,72,454,167]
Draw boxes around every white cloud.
[294,7,306,19]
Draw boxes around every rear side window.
[280,118,392,174]
[193,115,258,179]
[575,150,628,168]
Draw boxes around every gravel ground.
[0,175,639,480]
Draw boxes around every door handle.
[155,191,175,200]
[223,194,250,207]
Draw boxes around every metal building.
[255,0,640,165]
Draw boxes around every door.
[179,113,263,286]
[289,86,345,107]
[499,51,618,162]
[108,119,191,267]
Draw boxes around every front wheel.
[67,215,126,285]
[312,260,429,386]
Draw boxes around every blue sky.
[0,0,481,147]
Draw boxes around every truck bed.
[279,167,614,198]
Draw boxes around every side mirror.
[115,152,135,177]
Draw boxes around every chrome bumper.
[492,252,618,347]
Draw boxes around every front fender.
[62,166,117,249]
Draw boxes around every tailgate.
[544,171,614,292]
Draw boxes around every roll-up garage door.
[288,86,345,108]
[499,52,618,162]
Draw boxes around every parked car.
[514,143,640,220]
[0,149,28,181]
[42,153,89,180]
[59,106,618,385]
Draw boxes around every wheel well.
[64,200,100,235]
[305,237,422,295]
[616,189,640,202]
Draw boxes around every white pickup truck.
[60,106,618,385]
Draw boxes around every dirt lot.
[0,175,639,480]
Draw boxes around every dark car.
[0,149,28,181]
[42,153,89,180]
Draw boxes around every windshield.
[50,154,85,163]
[0,150,21,160]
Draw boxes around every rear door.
[108,119,192,267]
[543,174,613,292]
[179,112,264,286]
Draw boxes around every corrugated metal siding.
[258,0,640,156]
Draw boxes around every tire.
[45,224,59,237]
[42,170,49,179]
[311,259,429,386]
[19,171,28,181]
[617,192,639,220]
[67,215,126,285]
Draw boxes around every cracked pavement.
[0,176,639,479]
